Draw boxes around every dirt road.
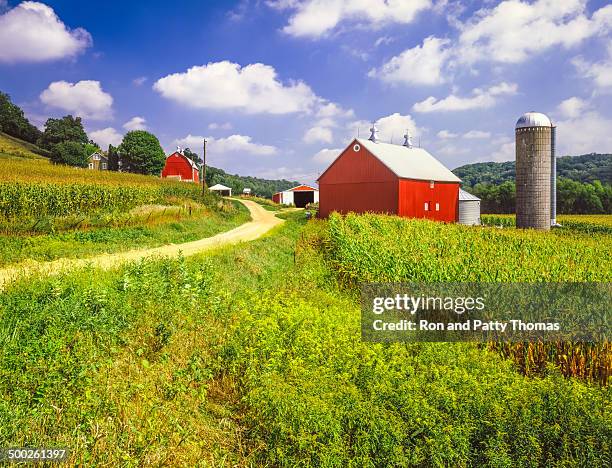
[0,199,283,290]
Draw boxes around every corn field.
[325,212,612,384]
[0,159,208,219]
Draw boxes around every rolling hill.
[0,131,49,160]
[0,131,298,198]
[454,153,612,187]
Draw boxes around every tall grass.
[325,213,611,384]
[0,214,610,465]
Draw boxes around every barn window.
[430,181,435,188]
[424,202,429,211]
[353,144,361,152]
[88,163,94,169]
[102,163,107,170]
[435,203,440,211]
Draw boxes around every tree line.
[469,179,612,214]
[1,91,170,175]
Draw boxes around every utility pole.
[201,138,207,194]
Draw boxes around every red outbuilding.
[161,151,199,183]
[317,136,461,222]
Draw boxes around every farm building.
[243,188,252,195]
[88,152,108,170]
[272,185,319,208]
[161,150,199,182]
[209,183,232,196]
[458,189,481,225]
[317,129,461,222]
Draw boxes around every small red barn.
[317,138,461,222]
[161,151,199,183]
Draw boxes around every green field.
[0,143,250,266]
[0,131,48,160]
[1,212,610,466]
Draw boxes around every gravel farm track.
[0,199,283,290]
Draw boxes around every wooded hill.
[454,153,612,186]
[205,166,298,198]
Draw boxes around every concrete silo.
[515,112,555,230]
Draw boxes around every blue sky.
[1,0,611,183]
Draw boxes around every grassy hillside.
[1,213,610,465]
[0,131,49,160]
[0,155,249,265]
[454,153,612,186]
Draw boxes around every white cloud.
[90,127,122,149]
[269,0,433,39]
[175,134,277,156]
[572,44,612,91]
[303,126,333,144]
[556,97,589,119]
[490,140,515,162]
[413,82,517,113]
[123,116,147,131]
[312,147,342,165]
[463,130,491,139]
[435,143,470,157]
[555,111,612,155]
[437,130,458,139]
[208,122,233,130]
[40,80,113,119]
[349,112,420,143]
[154,61,318,114]
[0,1,91,63]
[380,1,612,85]
[132,76,148,86]
[369,36,451,86]
[316,102,354,119]
[455,0,612,65]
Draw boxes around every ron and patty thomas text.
[370,294,561,333]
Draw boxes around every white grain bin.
[458,189,481,225]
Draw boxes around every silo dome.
[515,112,552,129]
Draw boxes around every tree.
[39,115,88,149]
[0,91,42,144]
[183,147,200,164]
[107,144,120,171]
[84,142,99,157]
[118,130,165,175]
[50,141,89,167]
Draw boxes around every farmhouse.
[317,127,461,222]
[272,185,319,208]
[88,152,108,170]
[209,183,232,196]
[161,149,199,182]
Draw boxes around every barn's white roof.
[356,138,461,183]
[209,183,231,191]
[459,188,480,201]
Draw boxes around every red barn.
[161,151,199,182]
[317,137,461,222]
